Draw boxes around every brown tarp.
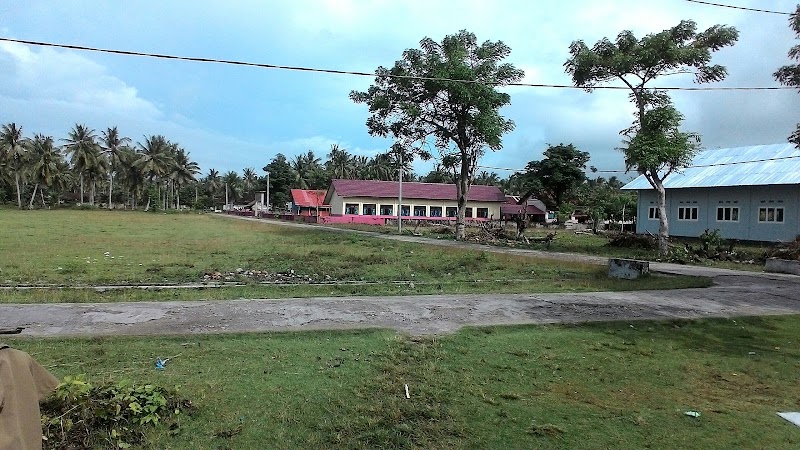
[0,344,59,450]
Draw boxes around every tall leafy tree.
[101,126,131,208]
[0,123,30,208]
[565,20,737,254]
[520,144,590,207]
[351,30,523,239]
[262,154,294,209]
[64,124,103,205]
[775,5,800,146]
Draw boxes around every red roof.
[501,203,546,215]
[291,189,328,207]
[328,179,507,202]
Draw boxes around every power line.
[684,0,793,15]
[478,153,800,174]
[0,37,794,91]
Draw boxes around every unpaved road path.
[2,216,798,337]
[3,274,799,337]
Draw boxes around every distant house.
[290,189,330,216]
[500,196,555,223]
[622,144,800,242]
[323,179,507,220]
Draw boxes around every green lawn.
[11,315,800,448]
[332,221,772,271]
[0,210,709,302]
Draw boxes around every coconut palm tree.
[101,126,131,209]
[0,123,30,208]
[27,134,63,208]
[169,146,200,209]
[291,150,323,189]
[204,168,222,204]
[222,170,243,205]
[117,147,144,208]
[63,124,102,205]
[135,135,174,211]
[474,171,500,186]
[242,167,258,201]
[326,144,354,179]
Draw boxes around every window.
[400,205,410,216]
[430,206,443,217]
[648,207,660,220]
[380,204,393,215]
[476,208,489,218]
[413,205,427,217]
[759,207,784,223]
[362,204,376,215]
[344,203,359,215]
[464,207,473,218]
[716,207,739,222]
[678,207,698,221]
[446,207,458,217]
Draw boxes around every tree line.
[0,123,202,210]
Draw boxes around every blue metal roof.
[621,143,800,190]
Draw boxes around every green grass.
[11,315,800,448]
[0,210,710,302]
[333,221,772,271]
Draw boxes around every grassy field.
[0,210,709,302]
[332,221,773,270]
[11,315,800,448]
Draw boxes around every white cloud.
[0,42,161,119]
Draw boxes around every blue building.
[622,144,800,242]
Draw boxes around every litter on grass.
[778,412,800,427]
[684,411,701,418]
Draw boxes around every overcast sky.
[0,0,797,180]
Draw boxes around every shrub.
[41,375,193,449]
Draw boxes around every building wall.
[635,185,800,242]
[328,193,503,219]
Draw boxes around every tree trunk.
[176,185,181,210]
[108,174,114,209]
[28,183,38,209]
[40,188,46,208]
[90,180,96,205]
[455,173,469,240]
[455,153,472,240]
[14,172,22,209]
[654,180,670,255]
[80,174,85,204]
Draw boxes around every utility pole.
[397,151,403,234]
[265,171,270,213]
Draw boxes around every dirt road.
[3,273,799,337]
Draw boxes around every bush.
[699,229,724,252]
[41,375,193,449]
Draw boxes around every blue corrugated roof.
[621,144,800,190]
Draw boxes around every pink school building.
[322,179,507,224]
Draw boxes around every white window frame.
[716,206,739,223]
[677,207,698,221]
[648,207,660,220]
[758,206,785,223]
